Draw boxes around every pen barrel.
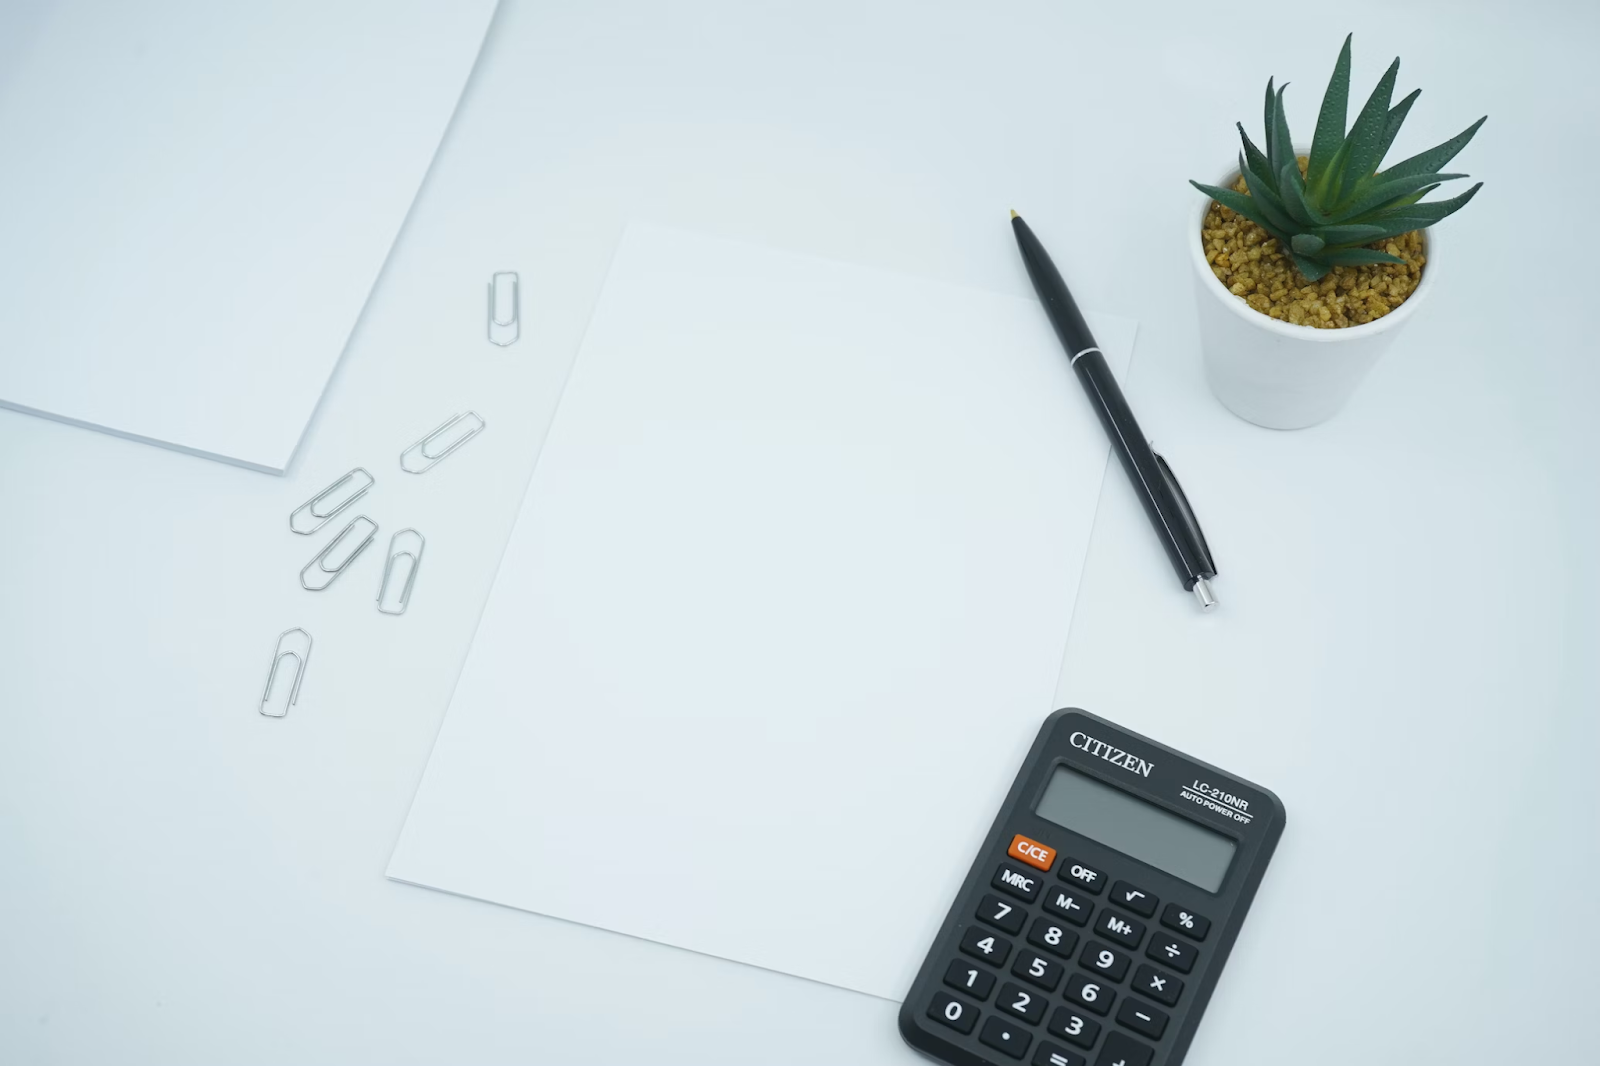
[1073,351,1215,587]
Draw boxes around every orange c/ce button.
[1008,834,1056,872]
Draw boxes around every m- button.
[992,862,1043,902]
[1008,834,1058,872]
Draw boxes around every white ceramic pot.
[1190,163,1437,429]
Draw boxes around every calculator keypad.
[1046,1006,1100,1049]
[1110,880,1158,918]
[1033,1042,1088,1066]
[959,926,1012,966]
[928,991,979,1034]
[927,840,1212,1065]
[1115,998,1168,1040]
[1146,933,1198,974]
[1042,886,1093,926]
[1131,964,1182,1007]
[1010,950,1065,992]
[980,1015,1033,1059]
[978,893,1028,935]
[1095,1032,1154,1066]
[998,982,1048,1024]
[1161,902,1211,941]
[1094,909,1145,949]
[1077,941,1131,982]
[1026,917,1079,959]
[1063,972,1115,1016]
[943,959,996,1000]
[1059,857,1106,894]
[994,862,1044,902]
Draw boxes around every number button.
[1115,997,1169,1040]
[1160,902,1211,941]
[997,981,1047,1024]
[1094,908,1145,949]
[1110,880,1158,918]
[1093,1031,1154,1066]
[993,862,1044,902]
[926,991,978,1035]
[1131,964,1182,1007]
[980,1015,1034,1060]
[1027,917,1079,959]
[1060,858,1105,894]
[1063,972,1115,1016]
[1077,940,1131,982]
[978,892,1026,935]
[960,926,1013,967]
[1031,1041,1088,1066]
[1146,933,1198,974]
[943,959,996,1000]
[1046,1006,1101,1049]
[1042,887,1093,927]
[1010,950,1064,992]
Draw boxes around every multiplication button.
[1131,964,1182,1007]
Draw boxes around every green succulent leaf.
[1189,181,1292,245]
[1291,252,1331,281]
[1319,248,1407,267]
[1269,83,1296,176]
[1332,172,1468,223]
[1311,223,1389,245]
[1291,233,1326,256]
[1340,218,1433,244]
[1378,116,1487,182]
[1306,34,1352,198]
[1237,158,1300,233]
[1367,182,1483,224]
[1375,88,1421,167]
[1278,162,1328,227]
[1236,123,1275,189]
[1334,57,1401,205]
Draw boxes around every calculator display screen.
[1035,766,1236,892]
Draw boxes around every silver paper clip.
[260,628,312,717]
[400,412,486,474]
[300,515,378,591]
[289,467,374,535]
[488,271,520,346]
[377,528,425,615]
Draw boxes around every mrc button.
[992,862,1043,902]
[1008,834,1057,871]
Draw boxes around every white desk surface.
[2,1,1595,1063]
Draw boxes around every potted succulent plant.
[1190,35,1485,428]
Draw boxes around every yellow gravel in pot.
[1201,171,1425,329]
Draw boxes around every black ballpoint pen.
[1010,210,1219,609]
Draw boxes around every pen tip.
[1009,209,1019,219]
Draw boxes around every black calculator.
[899,709,1284,1066]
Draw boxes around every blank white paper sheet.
[388,224,1136,1000]
[0,0,497,472]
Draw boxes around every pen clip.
[1152,450,1216,578]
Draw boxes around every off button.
[1007,834,1057,872]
